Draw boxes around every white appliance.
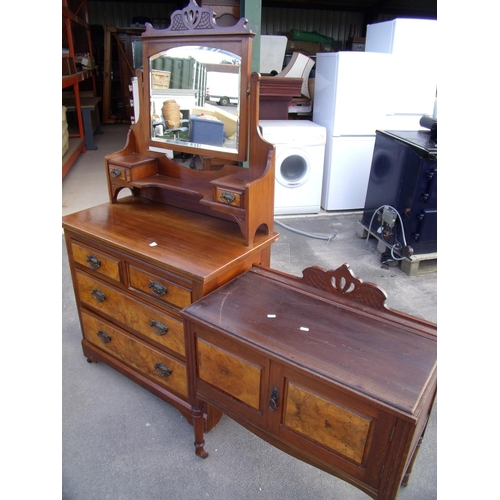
[313,52,393,210]
[313,19,437,211]
[260,35,287,74]
[365,18,437,130]
[259,120,326,215]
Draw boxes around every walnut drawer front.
[76,270,185,357]
[128,265,192,310]
[81,311,188,399]
[71,241,122,283]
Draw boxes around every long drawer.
[81,310,188,399]
[75,270,186,358]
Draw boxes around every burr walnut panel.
[283,381,371,465]
[197,338,263,411]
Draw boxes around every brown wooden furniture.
[104,0,276,246]
[259,76,303,119]
[63,1,279,431]
[63,200,278,430]
[182,264,437,499]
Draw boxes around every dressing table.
[62,0,278,431]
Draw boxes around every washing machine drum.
[275,147,311,188]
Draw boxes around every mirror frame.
[140,0,254,163]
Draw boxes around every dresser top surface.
[62,197,278,282]
[182,267,437,415]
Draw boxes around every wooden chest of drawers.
[182,264,437,499]
[62,197,279,430]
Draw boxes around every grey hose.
[274,219,338,243]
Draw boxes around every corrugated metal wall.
[88,2,390,43]
[88,1,176,29]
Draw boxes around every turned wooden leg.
[192,405,209,458]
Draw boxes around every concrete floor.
[62,124,437,499]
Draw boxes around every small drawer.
[71,241,122,283]
[128,265,192,309]
[81,311,188,399]
[108,155,158,182]
[215,188,242,208]
[108,165,128,181]
[76,271,186,357]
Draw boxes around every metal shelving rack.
[62,0,96,178]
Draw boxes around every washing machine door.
[275,147,311,188]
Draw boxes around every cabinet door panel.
[192,325,270,425]
[284,381,371,464]
[197,338,261,410]
[271,366,396,488]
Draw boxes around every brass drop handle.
[220,191,236,204]
[91,288,106,303]
[149,280,167,297]
[154,363,172,378]
[110,168,121,178]
[86,254,101,270]
[269,386,279,412]
[149,319,169,336]
[97,330,111,343]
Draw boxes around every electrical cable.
[365,205,408,261]
[274,219,338,243]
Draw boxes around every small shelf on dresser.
[107,153,248,204]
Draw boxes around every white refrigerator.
[313,51,393,210]
[365,18,437,130]
[313,19,437,211]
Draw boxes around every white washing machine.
[259,120,326,215]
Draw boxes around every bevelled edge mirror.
[140,0,254,163]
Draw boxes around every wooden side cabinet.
[182,265,437,500]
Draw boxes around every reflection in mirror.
[150,46,241,157]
